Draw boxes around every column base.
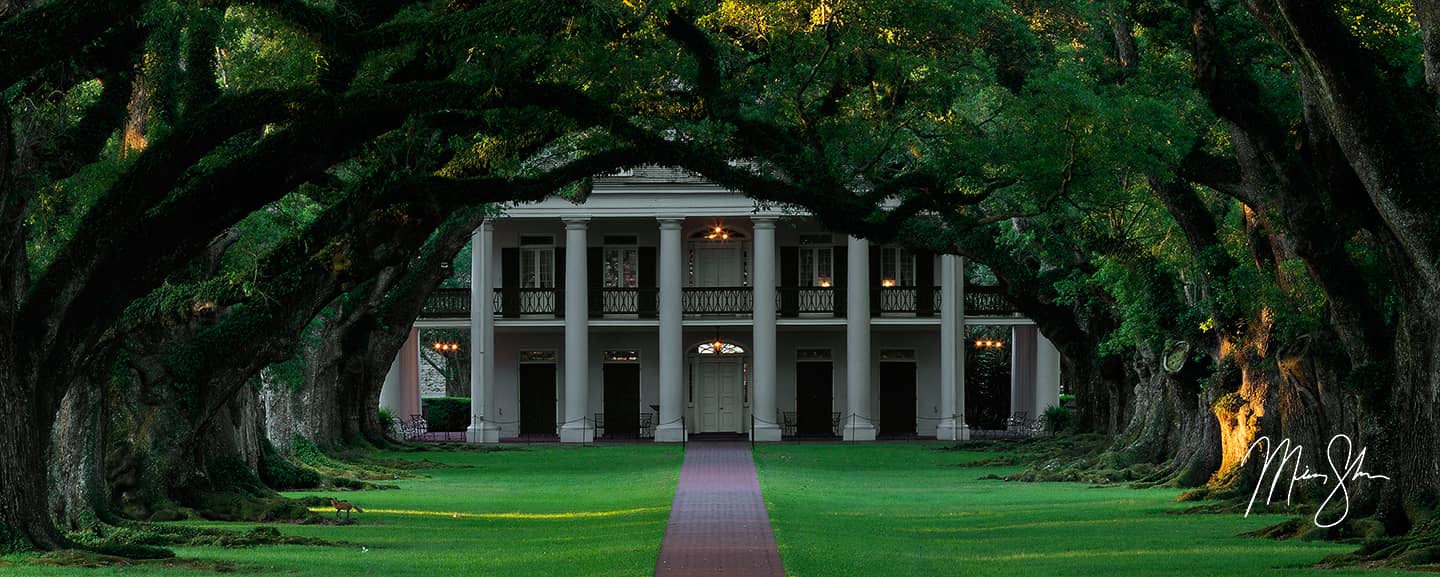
[935,420,971,442]
[750,423,782,443]
[466,423,501,444]
[559,423,594,444]
[654,422,687,443]
[842,423,877,442]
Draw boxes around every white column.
[400,328,421,420]
[560,218,593,443]
[379,355,403,434]
[1010,325,1037,427]
[844,236,876,441]
[937,255,969,441]
[751,217,780,441]
[1034,331,1062,423]
[467,222,500,443]
[655,218,687,442]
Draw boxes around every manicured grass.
[754,443,1423,577]
[7,444,683,577]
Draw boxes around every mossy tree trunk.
[291,208,488,448]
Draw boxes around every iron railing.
[964,285,1018,316]
[796,287,835,313]
[421,284,1019,319]
[419,288,470,318]
[683,286,753,314]
[878,287,918,313]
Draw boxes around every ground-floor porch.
[380,323,1064,443]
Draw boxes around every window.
[520,246,554,288]
[604,246,639,288]
[520,350,557,363]
[880,349,916,361]
[880,246,915,287]
[696,341,746,355]
[799,246,833,287]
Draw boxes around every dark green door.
[879,362,916,437]
[519,363,556,435]
[603,363,641,437]
[796,361,834,435]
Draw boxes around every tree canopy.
[5,0,1440,565]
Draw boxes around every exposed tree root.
[1312,518,1440,569]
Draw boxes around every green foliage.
[259,440,320,490]
[965,325,1011,429]
[378,407,396,434]
[422,397,471,433]
[0,522,27,555]
[1043,405,1072,432]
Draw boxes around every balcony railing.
[422,284,1019,319]
[878,287,918,314]
[598,287,657,316]
[964,285,1019,316]
[420,288,470,318]
[490,288,561,316]
[683,287,753,315]
[796,287,835,313]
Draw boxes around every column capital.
[657,217,684,229]
[479,219,495,232]
[562,217,590,230]
[751,215,778,228]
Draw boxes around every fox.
[330,498,364,521]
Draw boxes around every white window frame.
[798,245,834,288]
[880,246,915,287]
[519,245,555,288]
[603,245,639,288]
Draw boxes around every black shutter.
[869,245,882,317]
[638,246,657,318]
[588,247,603,315]
[916,251,935,317]
[833,245,847,318]
[501,248,520,318]
[779,246,799,317]
[554,247,565,318]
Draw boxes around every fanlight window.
[690,226,746,241]
[696,341,746,355]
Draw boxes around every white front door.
[694,245,742,287]
[697,358,742,432]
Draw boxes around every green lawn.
[3,442,1427,577]
[754,443,1421,577]
[5,444,683,577]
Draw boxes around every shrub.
[422,397,471,432]
[1043,405,1072,432]
[378,407,395,433]
[259,440,320,490]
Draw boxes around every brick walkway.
[654,442,786,577]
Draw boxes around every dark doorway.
[519,363,556,435]
[879,362,916,437]
[796,361,834,436]
[603,363,641,437]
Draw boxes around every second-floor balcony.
[421,285,1018,320]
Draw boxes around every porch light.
[818,278,832,288]
[713,338,724,351]
[974,339,1004,349]
[433,342,460,352]
[881,278,897,288]
[704,225,730,240]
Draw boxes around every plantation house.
[380,167,1061,442]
